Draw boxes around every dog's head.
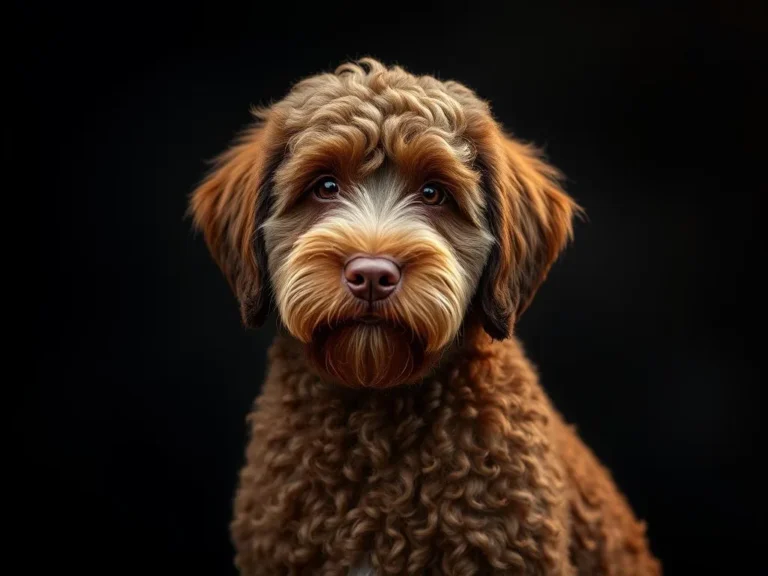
[190,59,579,388]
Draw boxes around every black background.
[23,1,764,574]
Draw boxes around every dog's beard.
[267,194,482,388]
[307,321,430,389]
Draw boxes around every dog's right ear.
[189,113,283,328]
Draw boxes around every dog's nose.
[343,257,401,302]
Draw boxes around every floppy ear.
[189,114,282,328]
[475,129,581,339]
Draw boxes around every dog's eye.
[314,177,340,200]
[420,184,446,206]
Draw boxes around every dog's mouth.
[319,313,389,330]
[355,314,383,325]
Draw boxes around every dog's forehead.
[355,164,403,202]
[270,69,486,223]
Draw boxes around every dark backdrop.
[24,1,764,574]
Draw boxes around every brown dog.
[190,58,661,575]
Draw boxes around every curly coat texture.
[230,329,660,575]
[190,58,661,574]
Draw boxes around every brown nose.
[343,257,401,301]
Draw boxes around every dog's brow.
[273,142,485,225]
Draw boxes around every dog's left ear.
[474,127,581,339]
[189,113,283,328]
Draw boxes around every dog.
[190,58,661,575]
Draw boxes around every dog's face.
[265,163,493,388]
[190,59,579,388]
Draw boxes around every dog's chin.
[306,320,433,389]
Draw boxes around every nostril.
[376,268,400,290]
[353,274,365,285]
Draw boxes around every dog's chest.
[235,338,558,574]
[348,556,375,576]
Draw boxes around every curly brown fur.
[190,58,661,574]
